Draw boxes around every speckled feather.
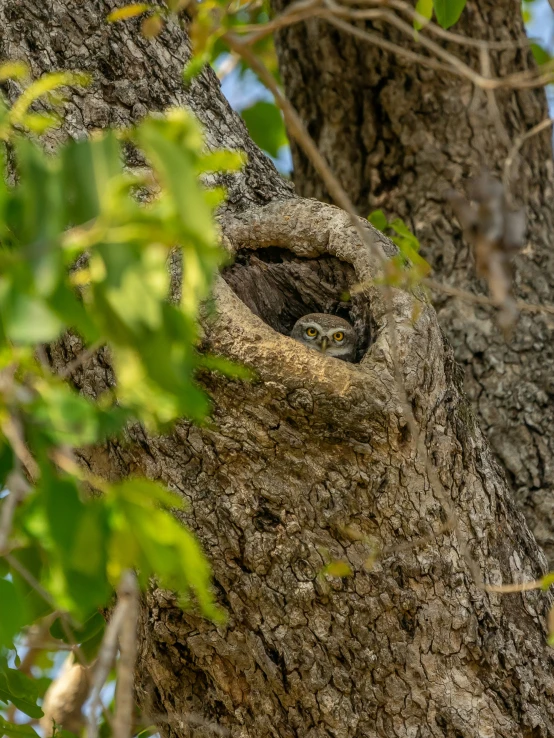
[290,313,357,362]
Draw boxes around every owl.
[290,313,357,362]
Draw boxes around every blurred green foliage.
[368,210,431,287]
[241,100,287,157]
[110,0,287,163]
[431,0,467,28]
[414,0,467,28]
[0,62,240,731]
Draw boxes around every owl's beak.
[320,336,329,353]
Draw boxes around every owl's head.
[290,313,357,362]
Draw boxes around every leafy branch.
[0,64,240,732]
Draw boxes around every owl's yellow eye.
[333,331,345,342]
[306,327,318,337]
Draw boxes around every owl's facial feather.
[290,313,357,363]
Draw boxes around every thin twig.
[0,472,30,555]
[113,571,139,738]
[479,43,512,150]
[5,553,58,609]
[327,9,554,90]
[485,579,545,594]
[88,611,125,738]
[1,415,40,481]
[56,616,115,735]
[424,278,554,317]
[503,117,554,192]
[88,571,138,738]
[338,0,533,50]
[237,0,551,91]
[327,2,495,89]
[240,0,531,52]
[240,3,449,75]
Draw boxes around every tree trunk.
[272,0,554,561]
[5,2,554,737]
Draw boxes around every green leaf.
[8,547,52,623]
[241,101,288,158]
[433,0,466,28]
[0,103,231,658]
[0,62,29,83]
[414,0,433,29]
[136,728,157,738]
[530,42,553,67]
[368,209,388,232]
[50,610,106,646]
[392,239,431,277]
[9,72,91,130]
[135,111,217,247]
[0,441,15,489]
[38,472,110,615]
[322,561,353,578]
[104,245,169,331]
[106,479,223,620]
[61,134,122,227]
[11,138,65,253]
[196,150,246,174]
[0,579,27,648]
[183,54,208,84]
[0,667,43,719]
[20,112,61,135]
[107,4,153,21]
[389,218,421,250]
[540,572,554,590]
[0,293,63,344]
[33,383,101,446]
[0,717,40,738]
[200,354,256,380]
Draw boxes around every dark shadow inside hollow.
[222,248,374,362]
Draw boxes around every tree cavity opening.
[222,247,373,362]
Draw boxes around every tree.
[273,0,554,561]
[2,2,554,738]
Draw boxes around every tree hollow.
[222,249,373,362]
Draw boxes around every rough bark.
[0,0,291,206]
[102,200,554,738]
[4,2,554,738]
[272,0,554,561]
